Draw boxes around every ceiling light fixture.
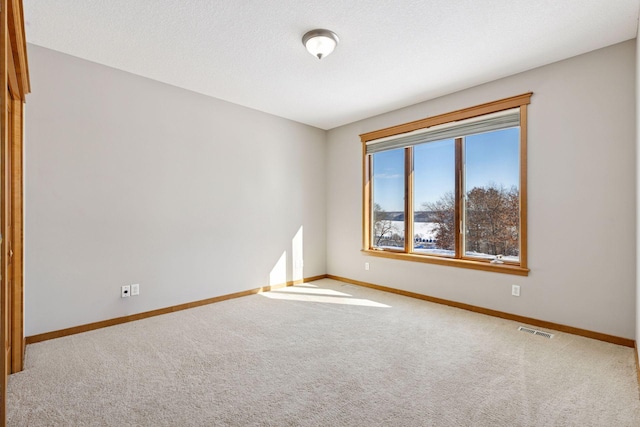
[302,29,339,60]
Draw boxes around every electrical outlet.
[512,285,520,297]
[365,262,370,271]
[121,285,131,298]
[131,284,140,296]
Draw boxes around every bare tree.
[465,185,519,257]
[373,203,398,247]
[422,185,519,257]
[421,192,455,251]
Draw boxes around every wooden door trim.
[10,97,22,373]
[0,1,10,424]
[1,0,29,424]
[5,43,16,98]
[6,0,28,100]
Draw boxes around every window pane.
[463,128,520,261]
[413,139,455,256]
[371,149,404,249]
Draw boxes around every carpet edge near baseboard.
[326,274,635,349]
[25,274,329,344]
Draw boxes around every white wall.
[327,40,637,339]
[25,45,326,336]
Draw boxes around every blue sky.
[372,128,519,211]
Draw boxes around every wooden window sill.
[361,249,530,276]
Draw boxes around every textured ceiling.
[23,0,640,130]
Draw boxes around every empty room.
[2,0,640,425]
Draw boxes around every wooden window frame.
[361,93,531,276]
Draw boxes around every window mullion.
[404,147,413,253]
[365,154,372,250]
[454,138,463,259]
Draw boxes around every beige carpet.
[8,278,640,426]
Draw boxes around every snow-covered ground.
[385,221,437,240]
[378,220,519,262]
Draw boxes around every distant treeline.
[376,211,438,222]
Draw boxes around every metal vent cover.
[518,326,554,339]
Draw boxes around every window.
[361,93,531,275]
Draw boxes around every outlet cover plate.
[131,284,140,296]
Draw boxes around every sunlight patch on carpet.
[260,291,390,307]
[270,287,352,297]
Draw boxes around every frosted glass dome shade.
[302,29,339,60]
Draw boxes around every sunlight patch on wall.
[269,251,287,286]
[292,226,304,282]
